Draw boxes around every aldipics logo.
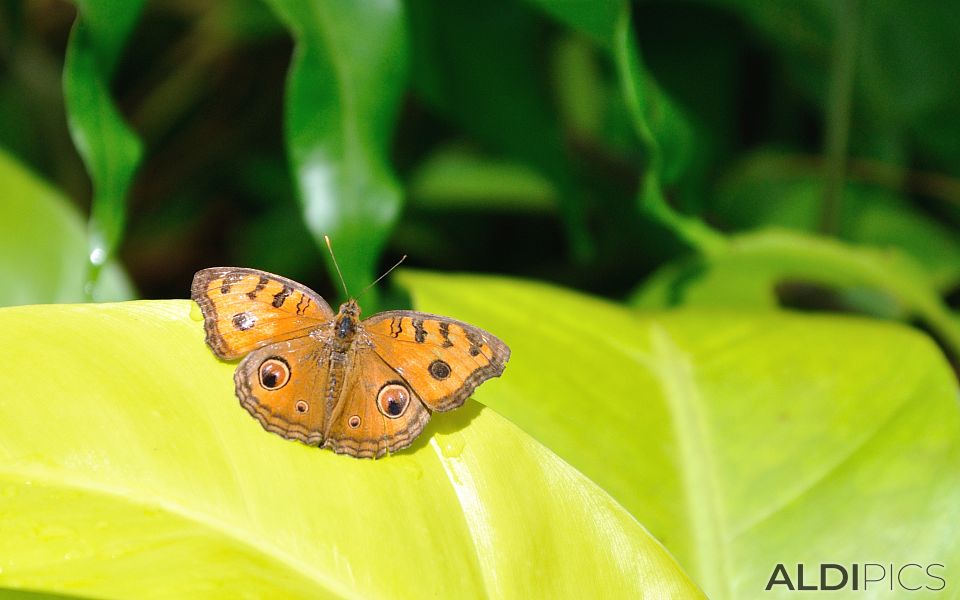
[766,563,946,592]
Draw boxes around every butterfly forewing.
[191,267,334,359]
[362,311,510,412]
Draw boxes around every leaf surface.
[400,271,960,599]
[631,229,960,357]
[0,294,699,599]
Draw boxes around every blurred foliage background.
[1,0,959,368]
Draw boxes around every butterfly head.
[338,298,361,317]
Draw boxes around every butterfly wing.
[234,335,331,445]
[362,311,510,412]
[191,267,334,359]
[322,346,431,458]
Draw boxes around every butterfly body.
[191,268,510,458]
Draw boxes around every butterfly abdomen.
[325,352,347,418]
[326,303,361,418]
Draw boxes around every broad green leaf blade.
[0,300,700,599]
[398,271,960,600]
[265,0,408,303]
[63,0,145,289]
[0,148,133,306]
[630,228,960,358]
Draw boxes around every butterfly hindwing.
[191,267,334,359]
[234,336,330,446]
[362,310,510,412]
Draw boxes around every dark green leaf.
[407,144,556,213]
[62,0,145,290]
[264,0,408,305]
[527,0,725,253]
[714,0,960,175]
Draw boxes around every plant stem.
[821,0,860,235]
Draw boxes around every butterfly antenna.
[358,254,407,299]
[324,235,350,298]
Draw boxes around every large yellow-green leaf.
[0,298,700,598]
[0,149,132,306]
[399,271,960,599]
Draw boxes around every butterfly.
[191,267,510,458]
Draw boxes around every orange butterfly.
[191,267,510,458]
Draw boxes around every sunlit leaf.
[400,271,960,599]
[0,295,701,598]
[630,229,960,357]
[0,589,75,600]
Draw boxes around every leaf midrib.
[647,326,732,600]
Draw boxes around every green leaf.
[264,0,408,304]
[0,298,700,598]
[62,0,146,289]
[407,144,557,213]
[0,148,133,306]
[630,228,960,357]
[526,0,726,254]
[398,271,960,599]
